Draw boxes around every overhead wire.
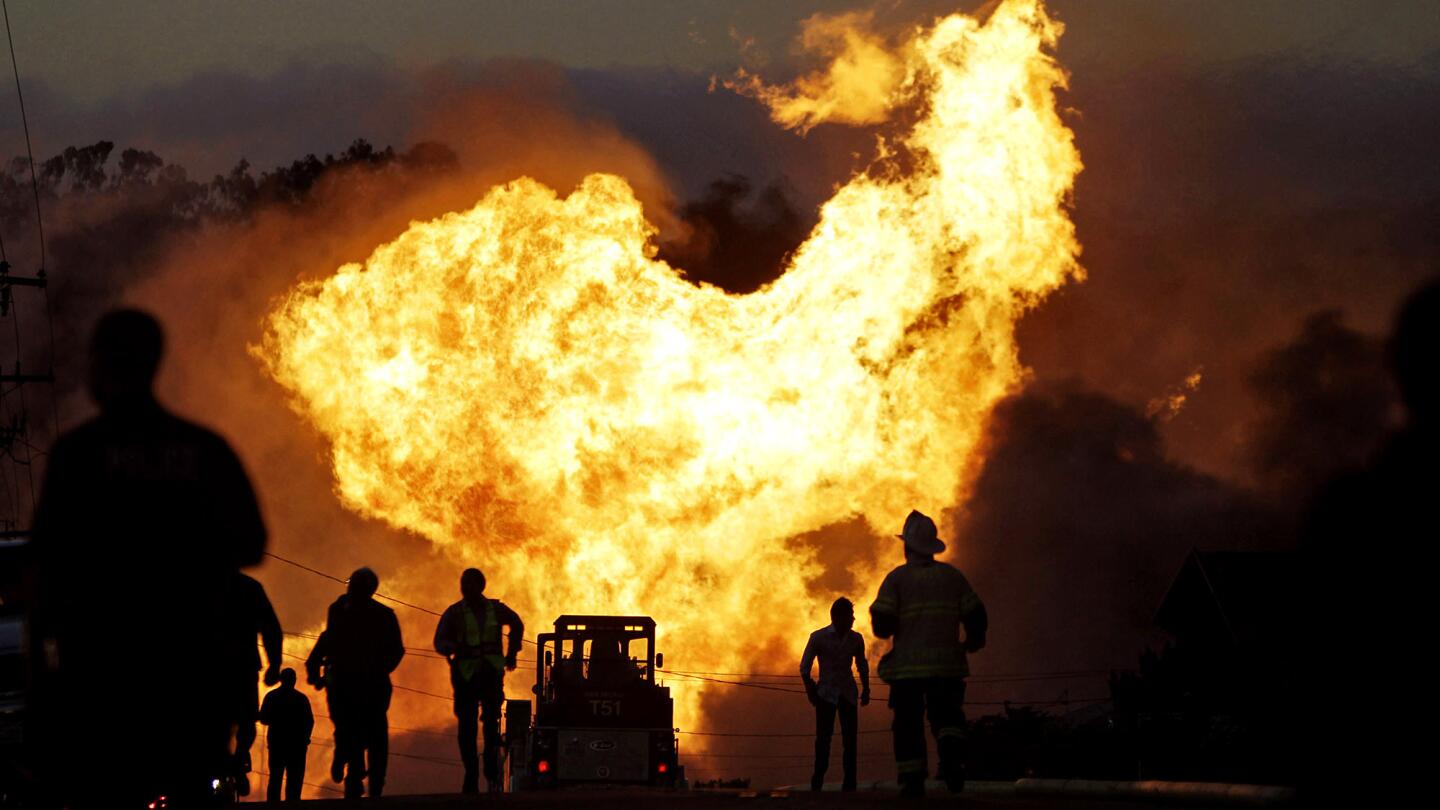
[265,548,1116,765]
[264,551,443,617]
[659,667,1117,683]
[7,0,61,448]
[1,0,44,274]
[250,767,344,796]
[271,552,1122,687]
[0,0,58,528]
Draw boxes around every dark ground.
[247,790,1229,809]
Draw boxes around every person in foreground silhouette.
[306,567,404,798]
[801,596,870,792]
[221,571,283,796]
[31,309,267,807]
[870,510,987,799]
[1299,278,1439,808]
[260,668,314,803]
[433,568,524,794]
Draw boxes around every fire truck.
[508,615,680,790]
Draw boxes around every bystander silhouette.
[306,567,404,798]
[260,668,314,803]
[1299,279,1439,807]
[800,596,869,791]
[433,568,524,794]
[31,309,267,807]
[221,571,283,795]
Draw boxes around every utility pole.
[0,0,58,539]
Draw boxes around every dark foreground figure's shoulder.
[36,407,266,569]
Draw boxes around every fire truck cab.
[510,615,679,789]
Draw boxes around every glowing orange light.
[256,0,1081,735]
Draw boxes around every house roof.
[1155,549,1297,649]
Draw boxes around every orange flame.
[725,10,906,134]
[255,0,1081,732]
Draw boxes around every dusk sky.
[15,0,1439,104]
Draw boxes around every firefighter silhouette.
[31,309,267,807]
[870,510,987,798]
[434,568,524,793]
[306,567,404,798]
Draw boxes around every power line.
[263,550,546,649]
[312,712,455,740]
[303,735,464,768]
[265,550,1113,711]
[6,299,34,513]
[263,551,443,617]
[659,669,806,695]
[251,767,343,796]
[681,752,891,761]
[392,683,454,702]
[282,629,458,662]
[275,649,452,705]
[270,553,1124,685]
[2,0,44,274]
[0,0,58,531]
[664,667,1116,684]
[657,669,1107,706]
[680,728,889,738]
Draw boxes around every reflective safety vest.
[456,600,505,681]
[870,560,984,682]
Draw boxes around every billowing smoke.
[656,174,808,294]
[1243,311,1397,498]
[953,382,1279,676]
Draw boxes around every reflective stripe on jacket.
[870,559,983,682]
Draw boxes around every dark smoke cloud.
[657,174,808,293]
[946,301,1405,686]
[1018,51,1440,482]
[950,381,1281,677]
[12,58,415,179]
[1243,310,1398,498]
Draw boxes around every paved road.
[249,788,1213,809]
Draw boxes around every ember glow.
[256,0,1081,729]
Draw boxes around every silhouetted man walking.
[870,510,987,799]
[306,567,404,798]
[434,568,523,793]
[260,668,314,803]
[31,309,267,807]
[801,597,870,791]
[221,571,283,796]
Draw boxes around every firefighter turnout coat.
[869,559,986,682]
